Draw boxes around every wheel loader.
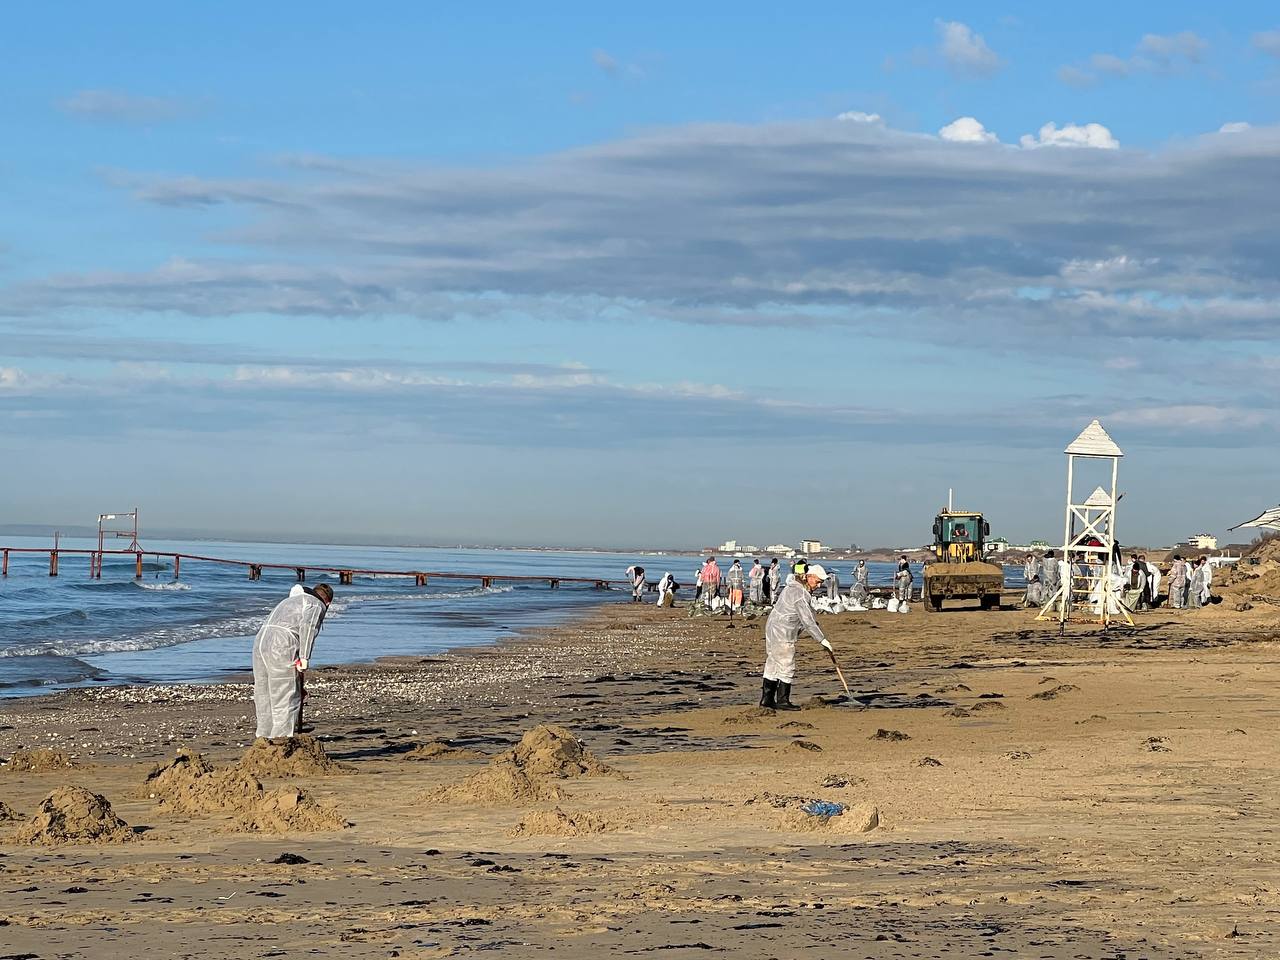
[921,510,1004,612]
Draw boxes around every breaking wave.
[0,614,263,659]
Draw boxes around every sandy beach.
[2,585,1279,959]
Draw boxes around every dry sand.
[2,591,1279,957]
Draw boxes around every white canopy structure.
[1230,506,1280,533]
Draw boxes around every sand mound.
[15,787,134,845]
[404,740,487,762]
[509,725,618,779]
[869,728,911,741]
[237,736,346,777]
[424,725,615,806]
[510,806,610,838]
[784,802,880,834]
[1029,684,1079,701]
[970,700,1007,713]
[235,786,348,833]
[1220,537,1280,599]
[426,759,565,805]
[785,739,823,753]
[3,748,76,773]
[0,800,22,820]
[143,751,264,815]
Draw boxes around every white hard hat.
[806,564,828,580]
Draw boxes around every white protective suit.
[252,586,328,739]
[762,579,829,683]
[748,563,765,604]
[894,561,913,602]
[656,572,675,607]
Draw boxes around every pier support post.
[249,564,262,581]
[2,549,7,577]
[549,578,559,589]
[481,576,493,589]
[295,567,306,582]
[174,556,181,579]
[594,579,606,590]
[49,551,59,577]
[415,573,427,587]
[339,570,353,585]
[134,552,143,580]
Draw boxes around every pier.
[0,546,624,592]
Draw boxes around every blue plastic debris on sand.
[801,801,846,818]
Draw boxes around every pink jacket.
[701,561,722,585]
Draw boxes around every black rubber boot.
[775,682,800,711]
[759,678,778,709]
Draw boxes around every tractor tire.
[924,594,942,612]
[980,594,1000,611]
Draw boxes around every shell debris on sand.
[236,735,347,777]
[424,724,616,806]
[2,747,77,773]
[0,799,23,820]
[15,786,135,845]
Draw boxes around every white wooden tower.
[1038,419,1133,628]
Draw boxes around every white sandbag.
[897,602,910,614]
[886,598,900,613]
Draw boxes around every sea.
[0,536,1024,698]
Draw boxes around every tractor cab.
[932,511,990,564]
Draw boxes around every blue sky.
[2,3,1279,548]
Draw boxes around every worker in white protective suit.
[894,556,913,602]
[748,559,765,605]
[252,583,333,740]
[760,564,832,712]
[656,572,677,607]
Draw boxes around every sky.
[2,2,1279,549]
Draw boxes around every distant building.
[800,539,823,555]
[1029,539,1050,550]
[986,537,1011,554]
[1189,533,1218,550]
[718,539,738,553]
[765,544,796,557]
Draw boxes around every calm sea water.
[0,537,1020,697]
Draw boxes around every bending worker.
[760,564,832,712]
[252,582,333,740]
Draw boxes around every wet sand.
[2,595,1279,958]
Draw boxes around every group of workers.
[1020,550,1215,612]
[663,555,919,612]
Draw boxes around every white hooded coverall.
[252,587,328,739]
[762,579,829,684]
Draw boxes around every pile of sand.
[426,758,565,804]
[404,740,487,762]
[510,805,610,838]
[235,786,348,833]
[237,735,346,777]
[2,748,77,773]
[0,799,22,820]
[143,751,264,815]
[783,802,880,834]
[1219,538,1280,601]
[425,725,615,806]
[15,787,134,845]
[509,725,618,779]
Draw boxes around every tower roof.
[1065,419,1123,458]
[1083,486,1113,507]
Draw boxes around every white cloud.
[591,49,618,74]
[938,116,999,144]
[1019,121,1119,150]
[1219,122,1252,134]
[1254,30,1280,58]
[936,20,1002,77]
[1137,30,1207,65]
[57,89,189,123]
[1062,31,1208,87]
[836,111,882,124]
